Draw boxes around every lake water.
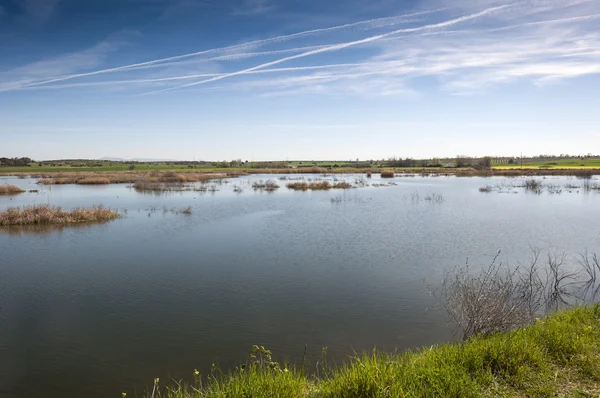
[1,174,599,398]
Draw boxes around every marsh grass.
[252,180,280,192]
[133,181,189,192]
[286,181,353,191]
[583,180,600,191]
[0,185,25,195]
[144,305,600,398]
[424,193,445,203]
[0,205,121,226]
[524,179,543,193]
[479,185,493,193]
[34,171,226,185]
[380,169,395,178]
[179,206,192,215]
[332,182,352,189]
[78,177,111,185]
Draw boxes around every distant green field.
[495,158,600,169]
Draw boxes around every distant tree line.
[0,157,33,167]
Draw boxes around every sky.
[0,0,599,161]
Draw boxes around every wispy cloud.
[3,8,440,90]
[232,0,275,15]
[143,4,509,94]
[0,31,139,91]
[1,0,599,97]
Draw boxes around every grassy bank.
[144,305,600,398]
[0,205,121,226]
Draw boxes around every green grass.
[495,158,600,169]
[144,305,600,398]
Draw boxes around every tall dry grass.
[77,177,111,185]
[34,171,227,185]
[286,181,353,191]
[0,205,121,226]
[0,185,25,195]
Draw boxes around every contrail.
[3,64,368,91]
[144,4,509,95]
[19,8,445,89]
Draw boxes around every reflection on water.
[0,223,96,237]
[0,174,599,398]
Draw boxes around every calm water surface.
[1,174,599,398]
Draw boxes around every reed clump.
[286,180,354,191]
[77,177,111,185]
[252,180,280,192]
[287,182,310,191]
[0,205,121,226]
[524,179,543,192]
[380,169,395,178]
[332,181,352,189]
[0,185,25,195]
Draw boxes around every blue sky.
[1,0,599,161]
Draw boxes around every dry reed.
[380,169,395,178]
[77,177,110,185]
[252,180,280,192]
[0,185,25,195]
[0,205,121,226]
[332,181,352,189]
[286,181,353,191]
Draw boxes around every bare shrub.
[437,251,541,340]
[436,249,600,341]
[544,253,580,311]
[579,251,600,302]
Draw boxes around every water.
[1,174,599,398]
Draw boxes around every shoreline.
[0,167,599,185]
[139,306,600,397]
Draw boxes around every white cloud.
[232,0,275,16]
[1,0,599,97]
[0,31,139,91]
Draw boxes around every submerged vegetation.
[252,180,280,192]
[286,181,353,191]
[0,205,121,226]
[0,184,25,195]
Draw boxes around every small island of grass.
[0,204,121,226]
[0,185,25,195]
